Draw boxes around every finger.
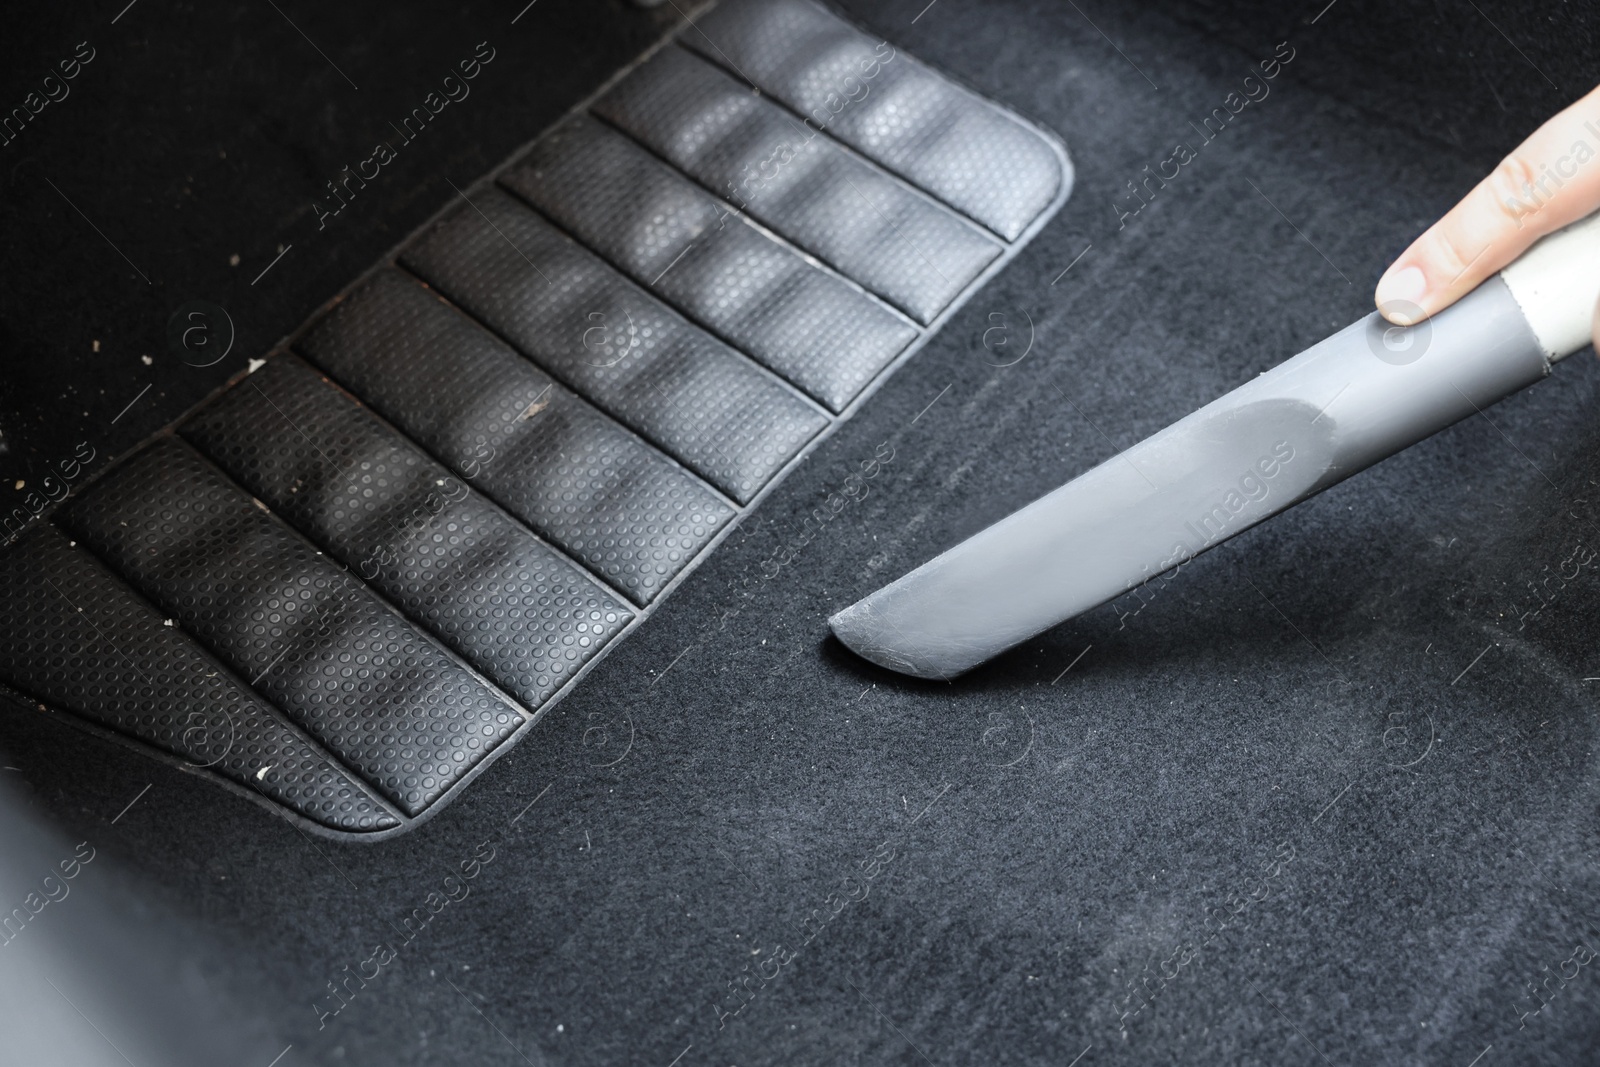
[1375,84,1600,325]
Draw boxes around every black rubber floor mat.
[399,186,831,504]
[592,44,1004,324]
[0,526,400,833]
[684,0,1063,241]
[178,354,634,713]
[296,270,734,606]
[55,439,527,818]
[501,114,918,413]
[0,0,1069,837]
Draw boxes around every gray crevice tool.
[830,210,1600,679]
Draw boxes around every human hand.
[1375,84,1600,326]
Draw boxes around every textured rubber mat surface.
[0,0,1067,836]
[400,186,832,503]
[593,45,1005,324]
[0,526,399,833]
[56,439,527,817]
[179,355,634,713]
[502,115,918,412]
[685,0,1063,240]
[297,270,736,606]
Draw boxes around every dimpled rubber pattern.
[57,439,525,818]
[500,114,918,413]
[592,45,1003,325]
[298,271,732,606]
[685,0,1063,241]
[0,0,1067,836]
[179,354,633,713]
[401,186,830,504]
[0,526,399,833]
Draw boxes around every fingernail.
[1375,265,1428,324]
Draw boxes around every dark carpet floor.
[2,1,1598,1064]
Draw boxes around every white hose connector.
[1593,280,1600,355]
[1500,209,1600,361]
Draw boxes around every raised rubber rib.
[593,45,1002,324]
[57,439,525,817]
[180,354,634,711]
[502,114,916,412]
[401,186,829,503]
[298,271,734,605]
[0,525,398,832]
[686,0,1064,241]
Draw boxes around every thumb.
[1375,84,1600,325]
